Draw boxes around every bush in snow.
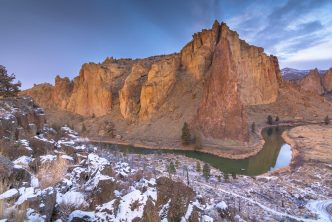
[37,157,68,188]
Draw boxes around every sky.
[1,0,332,89]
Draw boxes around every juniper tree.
[196,161,201,172]
[168,161,176,175]
[275,116,280,122]
[181,122,191,145]
[194,133,202,150]
[324,115,330,125]
[251,122,256,133]
[267,115,273,125]
[203,163,210,181]
[0,65,21,97]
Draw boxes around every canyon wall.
[23,21,282,143]
[195,23,281,141]
[290,68,332,95]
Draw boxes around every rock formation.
[323,68,332,93]
[296,69,324,95]
[139,55,180,119]
[23,21,282,143]
[195,23,281,141]
[180,20,220,80]
[284,68,332,95]
[119,63,150,120]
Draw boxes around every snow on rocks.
[114,161,131,177]
[57,191,88,208]
[13,155,33,168]
[0,189,19,201]
[40,154,57,164]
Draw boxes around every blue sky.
[1,0,332,89]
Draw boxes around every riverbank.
[89,136,265,160]
[89,122,304,160]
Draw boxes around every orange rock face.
[119,63,150,120]
[139,55,180,119]
[296,69,324,95]
[323,68,332,93]
[180,20,220,80]
[23,21,282,142]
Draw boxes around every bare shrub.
[0,199,5,219]
[130,200,141,211]
[37,157,68,188]
[57,201,87,221]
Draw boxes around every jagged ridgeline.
[23,21,282,142]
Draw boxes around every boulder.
[156,177,195,221]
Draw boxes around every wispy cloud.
[226,0,332,69]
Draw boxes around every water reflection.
[97,126,292,176]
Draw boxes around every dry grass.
[36,157,69,188]
[0,199,5,219]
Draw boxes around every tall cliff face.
[66,63,113,116]
[139,55,180,119]
[23,21,282,143]
[195,23,281,141]
[295,69,324,95]
[180,21,220,80]
[195,24,248,141]
[323,68,332,93]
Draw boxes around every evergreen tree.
[203,163,210,181]
[194,133,202,150]
[81,123,86,132]
[251,122,256,133]
[223,172,229,182]
[181,122,191,145]
[267,115,273,125]
[196,161,201,172]
[324,115,330,125]
[0,65,21,97]
[275,116,280,122]
[168,161,176,175]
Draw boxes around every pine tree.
[0,65,21,97]
[203,163,210,181]
[181,122,191,145]
[324,115,330,125]
[223,171,229,182]
[194,133,202,150]
[251,122,256,133]
[168,161,176,175]
[267,115,273,125]
[196,161,201,172]
[275,116,280,122]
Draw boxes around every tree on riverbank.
[0,65,21,97]
[324,115,330,125]
[181,122,191,145]
[251,122,256,133]
[267,115,273,125]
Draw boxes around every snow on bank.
[306,199,332,222]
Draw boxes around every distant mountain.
[281,68,326,81]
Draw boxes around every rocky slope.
[0,97,235,221]
[23,21,282,145]
[283,68,332,96]
[1,97,331,222]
